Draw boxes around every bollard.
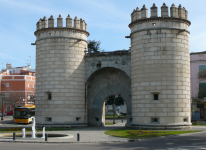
[45,133,48,141]
[122,120,123,123]
[77,133,80,141]
[13,133,16,140]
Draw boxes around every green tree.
[88,40,103,53]
[106,95,124,124]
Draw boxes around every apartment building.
[0,64,35,113]
[191,52,206,120]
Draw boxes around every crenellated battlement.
[131,3,189,24]
[36,14,87,31]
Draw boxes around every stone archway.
[86,67,131,127]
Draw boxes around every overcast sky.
[0,0,205,69]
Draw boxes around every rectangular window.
[183,118,188,122]
[151,117,159,124]
[197,104,204,108]
[154,94,158,100]
[199,83,206,98]
[6,83,9,87]
[48,93,52,100]
[6,105,11,112]
[76,117,81,122]
[45,117,52,122]
[199,65,206,76]
[27,94,31,101]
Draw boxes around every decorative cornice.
[36,36,88,43]
[34,27,90,37]
[129,17,191,28]
[130,27,190,36]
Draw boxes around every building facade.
[190,52,206,120]
[0,64,35,113]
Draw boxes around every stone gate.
[85,51,132,126]
[34,3,191,129]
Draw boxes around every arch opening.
[86,67,132,127]
[103,95,127,126]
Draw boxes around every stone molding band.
[130,27,190,36]
[34,27,90,36]
[131,123,192,126]
[129,17,191,28]
[36,122,88,125]
[36,36,88,43]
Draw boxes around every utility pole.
[0,93,5,121]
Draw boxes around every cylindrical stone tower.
[129,3,191,129]
[34,14,89,126]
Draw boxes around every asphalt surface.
[1,116,206,149]
[1,131,206,150]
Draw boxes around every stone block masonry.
[129,3,191,129]
[34,3,192,129]
[34,14,89,125]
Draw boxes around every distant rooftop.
[190,51,206,55]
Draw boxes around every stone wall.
[85,53,132,126]
[129,3,191,129]
[35,15,89,125]
[85,51,131,82]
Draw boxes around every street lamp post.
[1,97,3,121]
[113,97,116,124]
[0,93,5,121]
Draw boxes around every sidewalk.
[0,116,13,124]
[0,119,206,143]
[0,122,129,143]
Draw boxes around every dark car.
[6,111,13,115]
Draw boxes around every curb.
[0,140,137,144]
[0,130,204,144]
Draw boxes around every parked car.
[6,111,13,115]
[0,112,7,116]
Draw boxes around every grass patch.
[105,129,202,139]
[105,122,116,125]
[105,115,126,119]
[0,127,73,133]
[192,123,206,126]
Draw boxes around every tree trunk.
[13,103,15,117]
[113,104,115,124]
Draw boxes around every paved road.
[0,116,32,129]
[1,131,206,150]
[1,117,206,149]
